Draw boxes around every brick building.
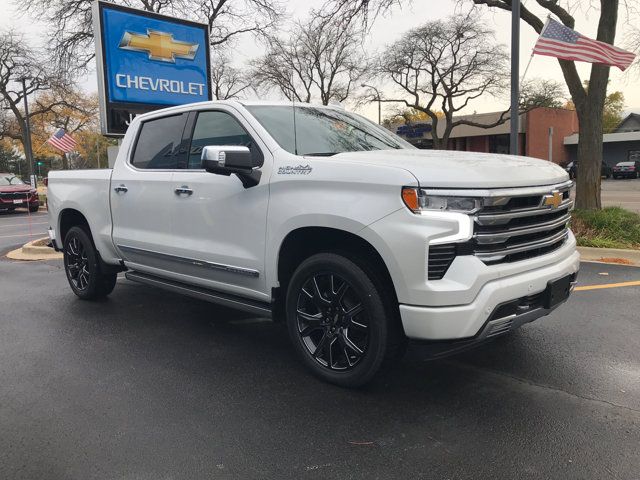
[390,107,579,165]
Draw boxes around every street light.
[361,83,382,125]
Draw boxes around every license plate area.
[13,199,23,204]
[544,274,573,309]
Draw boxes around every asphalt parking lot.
[0,209,49,251]
[1,239,639,478]
[601,177,640,213]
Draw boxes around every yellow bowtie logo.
[542,191,563,209]
[119,30,199,63]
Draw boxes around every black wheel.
[286,253,397,387]
[29,206,39,213]
[63,226,117,300]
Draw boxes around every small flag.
[47,128,77,153]
[533,18,636,71]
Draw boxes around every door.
[169,108,271,300]
[110,112,188,273]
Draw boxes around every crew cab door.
[110,112,188,272]
[169,108,271,301]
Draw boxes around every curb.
[577,246,640,266]
[6,237,62,261]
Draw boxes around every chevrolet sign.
[94,1,211,135]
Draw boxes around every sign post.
[93,1,211,136]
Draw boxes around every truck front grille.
[472,182,572,265]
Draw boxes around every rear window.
[131,114,187,169]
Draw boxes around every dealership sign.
[93,1,211,135]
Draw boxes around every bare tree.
[20,0,283,74]
[323,0,630,209]
[252,16,370,105]
[0,31,76,178]
[375,15,564,149]
[210,52,252,100]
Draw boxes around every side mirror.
[201,145,261,188]
[201,146,257,171]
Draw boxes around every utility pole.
[510,0,520,155]
[20,77,37,187]
[361,83,382,125]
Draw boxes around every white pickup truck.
[47,101,579,387]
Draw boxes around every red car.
[0,173,40,213]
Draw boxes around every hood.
[0,184,33,193]
[327,149,569,189]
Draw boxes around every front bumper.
[399,248,580,341]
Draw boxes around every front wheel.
[63,226,117,300]
[29,206,39,213]
[285,253,394,387]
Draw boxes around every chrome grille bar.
[474,213,571,245]
[475,199,573,226]
[474,229,569,263]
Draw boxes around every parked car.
[566,161,612,179]
[47,101,579,387]
[0,173,40,213]
[612,161,640,179]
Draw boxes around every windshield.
[247,105,413,156]
[0,175,25,186]
[617,162,634,166]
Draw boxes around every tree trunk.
[575,102,603,210]
[15,117,34,180]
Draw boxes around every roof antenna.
[292,95,298,155]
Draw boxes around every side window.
[131,114,187,169]
[188,111,261,169]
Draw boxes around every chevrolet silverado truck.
[47,101,579,387]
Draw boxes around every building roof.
[564,130,640,145]
[614,113,640,133]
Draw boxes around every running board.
[124,271,272,318]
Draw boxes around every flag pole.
[509,0,521,155]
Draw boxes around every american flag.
[47,128,77,153]
[533,18,636,71]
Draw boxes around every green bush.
[571,207,640,249]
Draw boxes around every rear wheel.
[63,226,117,300]
[285,252,396,387]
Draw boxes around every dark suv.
[566,161,612,180]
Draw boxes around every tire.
[63,226,117,300]
[285,252,399,387]
[29,206,39,213]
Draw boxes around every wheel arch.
[274,226,400,315]
[59,208,91,244]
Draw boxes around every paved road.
[0,209,49,251]
[1,254,639,479]
[601,177,640,213]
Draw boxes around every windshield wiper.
[302,152,340,157]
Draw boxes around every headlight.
[402,187,482,214]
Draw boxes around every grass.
[571,207,640,250]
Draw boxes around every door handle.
[174,185,193,196]
[114,184,128,193]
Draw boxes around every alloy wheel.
[66,236,90,291]
[296,273,369,370]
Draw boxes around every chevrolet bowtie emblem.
[542,190,563,209]
[119,30,198,63]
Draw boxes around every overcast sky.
[1,0,639,122]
